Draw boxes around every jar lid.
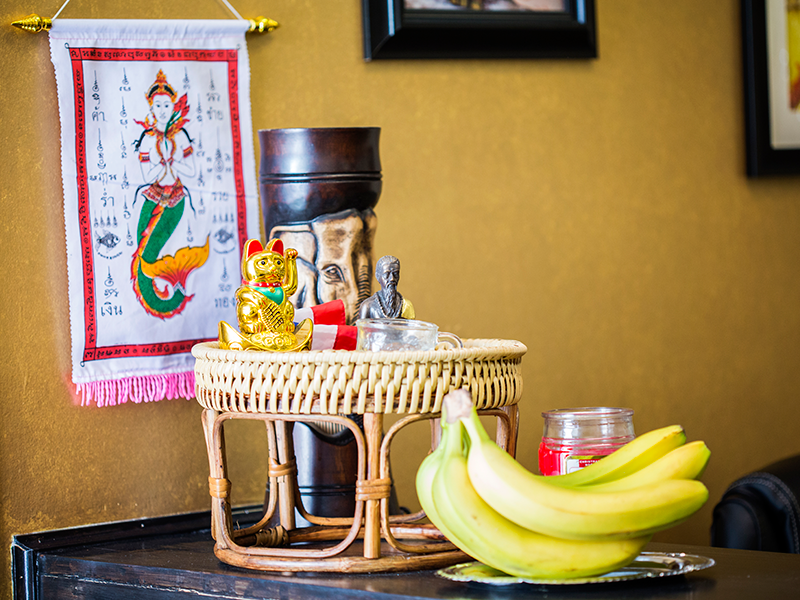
[541,407,634,440]
[541,407,633,420]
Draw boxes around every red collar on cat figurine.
[243,279,281,288]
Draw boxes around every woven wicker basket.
[193,339,526,415]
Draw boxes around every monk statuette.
[218,238,313,352]
[358,255,415,321]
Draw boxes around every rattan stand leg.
[199,408,518,572]
[363,412,383,559]
[201,409,231,544]
[496,404,520,458]
[274,420,296,530]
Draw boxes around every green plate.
[436,552,715,586]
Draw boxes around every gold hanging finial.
[247,16,279,34]
[11,14,52,33]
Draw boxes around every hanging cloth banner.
[49,20,260,407]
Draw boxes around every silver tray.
[436,552,715,586]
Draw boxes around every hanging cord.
[11,0,278,33]
[215,0,280,32]
[218,0,244,21]
[52,0,71,20]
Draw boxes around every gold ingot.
[11,14,52,33]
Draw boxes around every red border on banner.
[69,47,248,362]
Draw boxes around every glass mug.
[538,407,635,476]
[355,318,463,352]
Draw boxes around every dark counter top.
[12,508,800,599]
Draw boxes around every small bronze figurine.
[218,238,313,352]
[358,255,415,320]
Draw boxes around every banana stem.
[443,419,464,456]
[461,407,492,444]
[442,389,474,424]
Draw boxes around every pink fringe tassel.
[76,371,196,407]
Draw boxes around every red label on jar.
[564,456,603,474]
[538,440,617,476]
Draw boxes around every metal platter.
[436,552,715,586]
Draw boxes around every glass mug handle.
[435,331,463,349]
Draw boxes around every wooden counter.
[12,507,800,599]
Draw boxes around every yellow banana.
[545,424,687,487]
[429,418,651,579]
[449,393,708,541]
[586,440,710,493]
[415,422,452,534]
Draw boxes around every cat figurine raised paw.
[218,238,313,352]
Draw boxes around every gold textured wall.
[2,0,800,594]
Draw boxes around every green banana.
[586,440,710,493]
[428,418,651,579]
[545,424,688,487]
[454,397,708,541]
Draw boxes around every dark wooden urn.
[258,127,396,523]
[258,127,382,234]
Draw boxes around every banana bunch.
[416,390,711,580]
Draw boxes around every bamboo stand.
[193,338,526,572]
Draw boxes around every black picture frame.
[742,0,800,176]
[362,0,597,61]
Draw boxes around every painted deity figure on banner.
[132,69,209,319]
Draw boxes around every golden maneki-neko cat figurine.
[218,238,313,352]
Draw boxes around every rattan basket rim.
[192,338,527,366]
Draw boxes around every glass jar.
[538,407,635,476]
